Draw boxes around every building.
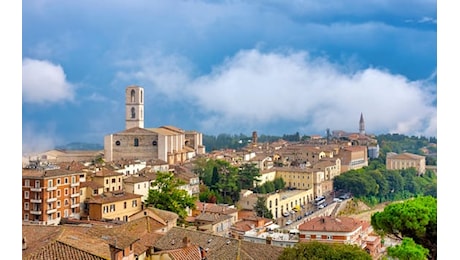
[22,167,81,225]
[87,190,143,221]
[237,189,313,220]
[104,85,205,164]
[338,146,368,173]
[386,152,426,174]
[298,216,381,258]
[90,168,125,193]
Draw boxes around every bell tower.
[359,112,365,135]
[125,85,144,129]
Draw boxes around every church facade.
[104,85,205,164]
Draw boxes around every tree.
[387,237,430,260]
[238,163,261,190]
[144,171,196,220]
[371,196,436,259]
[278,241,371,260]
[254,196,273,219]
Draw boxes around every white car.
[286,220,293,226]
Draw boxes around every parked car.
[282,211,290,217]
[297,215,302,221]
[286,220,293,226]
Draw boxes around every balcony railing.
[46,208,57,214]
[71,193,80,198]
[30,199,42,203]
[47,186,57,191]
[71,203,79,209]
[30,210,42,215]
[30,187,42,192]
[71,182,80,187]
[47,197,57,203]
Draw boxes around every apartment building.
[298,216,381,258]
[386,152,426,175]
[123,172,157,203]
[22,167,81,225]
[90,168,124,192]
[238,189,313,219]
[87,190,143,221]
[338,145,368,173]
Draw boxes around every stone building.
[104,85,205,164]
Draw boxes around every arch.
[131,89,135,102]
[131,107,136,118]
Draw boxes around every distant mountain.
[55,142,104,151]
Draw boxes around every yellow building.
[87,191,142,221]
[386,152,426,174]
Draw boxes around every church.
[104,85,206,164]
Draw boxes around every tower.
[359,113,365,135]
[125,85,144,129]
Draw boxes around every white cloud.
[22,122,60,155]
[22,58,75,104]
[118,48,436,137]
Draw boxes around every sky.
[22,0,438,154]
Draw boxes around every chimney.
[183,236,191,247]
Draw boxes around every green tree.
[144,171,196,220]
[371,196,437,259]
[238,163,261,189]
[278,241,371,260]
[387,237,430,260]
[254,196,273,219]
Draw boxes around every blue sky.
[22,0,437,153]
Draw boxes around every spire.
[359,113,365,135]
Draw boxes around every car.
[318,204,325,209]
[282,211,290,217]
[333,198,342,202]
[297,216,302,221]
[286,220,293,226]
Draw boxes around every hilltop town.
[22,85,436,260]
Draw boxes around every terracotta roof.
[153,227,283,260]
[22,168,79,178]
[298,216,368,233]
[387,152,425,160]
[155,245,203,260]
[24,240,106,260]
[94,168,124,177]
[80,180,104,189]
[88,191,142,204]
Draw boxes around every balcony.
[71,182,80,187]
[30,199,42,203]
[30,187,42,192]
[71,203,79,209]
[47,197,57,203]
[46,208,57,214]
[71,193,80,198]
[30,210,42,215]
[47,186,57,191]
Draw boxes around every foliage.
[387,237,430,260]
[238,163,262,190]
[376,133,436,165]
[254,196,273,219]
[253,177,286,194]
[278,241,372,260]
[371,196,437,259]
[333,161,436,206]
[144,172,196,220]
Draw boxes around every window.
[131,89,135,102]
[152,140,157,146]
[25,180,30,187]
[48,180,53,187]
[64,210,69,218]
[24,214,29,221]
[137,184,140,189]
[72,176,76,184]
[131,107,136,118]
[57,190,61,197]
[110,204,116,212]
[134,138,139,147]
[57,201,61,208]
[93,189,98,195]
[106,179,109,185]
[327,235,332,240]
[35,180,40,188]
[115,140,121,146]
[24,191,29,199]
[57,212,61,218]
[64,178,68,184]
[64,188,68,195]
[118,178,121,182]
[64,199,69,206]
[103,206,109,213]
[124,202,127,209]
[24,202,29,210]
[112,178,116,183]
[132,200,137,207]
